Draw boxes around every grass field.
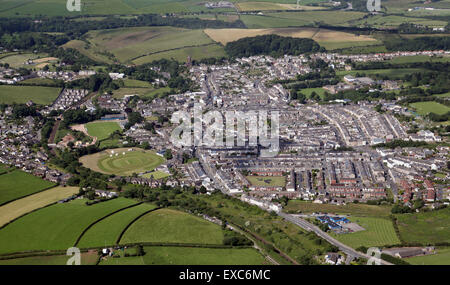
[332,217,400,248]
[285,200,392,217]
[0,251,98,265]
[0,85,61,105]
[236,2,325,11]
[142,171,171,180]
[246,176,286,187]
[119,208,224,245]
[336,68,425,80]
[388,55,450,64]
[409,102,450,116]
[0,53,46,68]
[0,186,78,228]
[100,246,266,265]
[407,247,450,265]
[86,121,121,141]
[0,198,136,254]
[0,170,56,206]
[396,208,450,245]
[77,203,157,248]
[355,14,448,29]
[65,26,221,64]
[80,148,165,176]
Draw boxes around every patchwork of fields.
[0,170,56,206]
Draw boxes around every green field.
[0,186,78,228]
[86,121,122,141]
[332,217,400,248]
[80,148,165,176]
[285,200,392,217]
[142,171,171,180]
[0,170,56,206]
[388,55,450,64]
[119,208,224,245]
[65,26,222,64]
[409,102,450,116]
[0,198,136,254]
[396,208,450,245]
[100,246,267,265]
[336,68,425,80]
[0,85,61,105]
[0,251,98,265]
[407,247,450,265]
[77,203,157,248]
[246,176,286,187]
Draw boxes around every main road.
[278,212,392,265]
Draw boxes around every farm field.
[0,53,46,68]
[285,200,392,217]
[0,170,56,206]
[0,251,98,265]
[409,102,450,116]
[332,217,400,249]
[0,186,78,228]
[388,55,450,64]
[246,176,286,187]
[86,121,122,141]
[80,148,165,176]
[0,85,61,105]
[336,68,425,80]
[0,198,137,255]
[407,247,450,265]
[236,2,325,11]
[204,27,379,50]
[396,208,450,245]
[354,15,448,29]
[243,10,367,27]
[100,246,267,265]
[67,26,219,64]
[77,203,157,248]
[119,208,224,245]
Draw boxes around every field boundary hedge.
[73,202,143,247]
[115,207,162,244]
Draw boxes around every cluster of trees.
[373,139,429,149]
[61,108,118,128]
[225,35,324,58]
[0,32,69,52]
[0,14,245,39]
[384,36,450,52]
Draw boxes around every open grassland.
[240,10,367,28]
[388,55,450,64]
[132,43,226,64]
[336,68,425,80]
[407,247,450,265]
[120,208,224,245]
[80,148,165,176]
[396,208,450,245]
[77,203,157,248]
[410,102,450,116]
[0,186,78,228]
[122,79,152,88]
[355,14,448,29]
[332,217,400,248]
[0,85,61,105]
[205,27,379,50]
[0,53,45,68]
[0,198,136,255]
[86,121,121,141]
[66,26,220,64]
[0,170,56,206]
[0,251,98,265]
[236,1,325,11]
[246,176,286,187]
[285,200,392,217]
[101,246,267,265]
